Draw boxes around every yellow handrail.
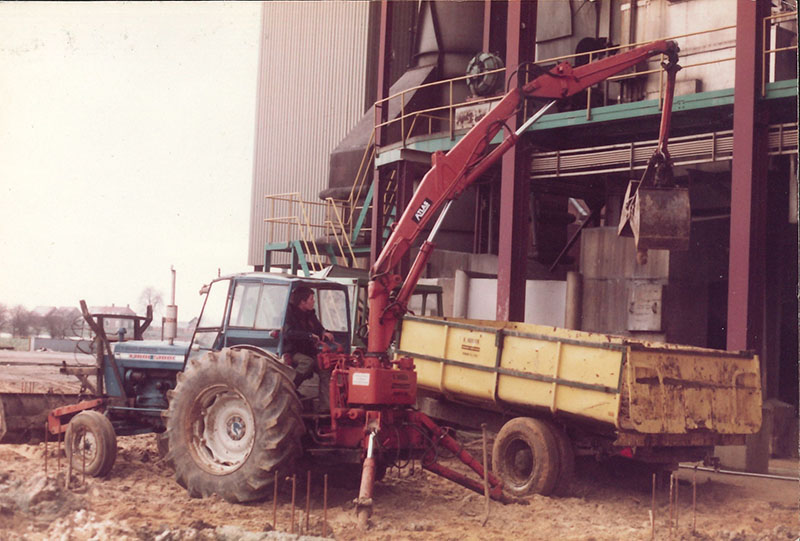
[374,24,746,147]
[264,192,364,272]
[762,10,798,96]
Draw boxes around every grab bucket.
[618,180,691,252]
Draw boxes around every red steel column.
[727,0,770,354]
[483,0,493,52]
[371,0,393,266]
[729,0,771,474]
[496,0,537,322]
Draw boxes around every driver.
[283,286,334,411]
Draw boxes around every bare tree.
[9,305,33,337]
[0,303,7,333]
[43,307,81,339]
[139,287,164,318]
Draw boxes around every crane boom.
[366,39,680,358]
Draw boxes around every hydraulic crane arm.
[366,40,680,357]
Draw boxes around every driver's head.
[292,286,315,312]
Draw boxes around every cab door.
[223,280,290,352]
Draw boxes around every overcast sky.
[0,2,262,320]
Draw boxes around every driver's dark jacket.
[283,304,325,357]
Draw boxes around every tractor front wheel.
[163,348,304,503]
[64,410,117,477]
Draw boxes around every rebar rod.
[305,470,311,533]
[323,473,328,537]
[651,473,656,541]
[481,423,490,527]
[272,471,278,529]
[44,422,49,478]
[692,466,697,534]
[290,474,297,534]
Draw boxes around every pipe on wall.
[453,269,470,318]
[565,271,583,330]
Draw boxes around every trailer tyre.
[546,421,575,496]
[65,410,117,477]
[492,417,559,497]
[163,348,303,503]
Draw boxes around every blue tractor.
[56,272,351,502]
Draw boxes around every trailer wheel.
[546,421,575,496]
[65,410,117,477]
[163,348,304,503]
[492,417,559,496]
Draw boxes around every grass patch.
[0,336,30,351]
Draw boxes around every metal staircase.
[263,129,399,276]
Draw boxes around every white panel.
[466,279,567,327]
[248,2,370,266]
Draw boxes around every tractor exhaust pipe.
[165,266,178,345]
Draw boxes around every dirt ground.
[0,433,797,541]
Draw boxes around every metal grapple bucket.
[618,180,691,252]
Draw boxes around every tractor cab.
[188,273,351,363]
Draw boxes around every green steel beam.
[292,240,311,277]
[351,181,374,244]
[375,81,797,166]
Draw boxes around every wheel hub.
[507,439,534,482]
[190,386,256,474]
[226,416,246,441]
[74,429,98,462]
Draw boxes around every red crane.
[327,39,685,528]
[366,39,682,358]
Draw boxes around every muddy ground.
[0,433,797,541]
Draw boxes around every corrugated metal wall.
[248,2,370,267]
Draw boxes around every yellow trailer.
[397,316,762,496]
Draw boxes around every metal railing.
[373,24,753,147]
[263,193,358,273]
[262,17,797,268]
[763,10,798,96]
[530,122,797,179]
[342,129,376,243]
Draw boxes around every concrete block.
[715,445,747,470]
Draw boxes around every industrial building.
[246,0,798,471]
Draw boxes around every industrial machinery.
[617,53,691,264]
[36,39,747,530]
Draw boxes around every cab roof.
[211,272,347,288]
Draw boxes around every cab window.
[229,282,288,330]
[197,279,230,329]
[317,288,348,332]
[193,279,231,353]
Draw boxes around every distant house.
[32,306,56,318]
[89,304,137,339]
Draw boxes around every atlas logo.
[413,198,433,223]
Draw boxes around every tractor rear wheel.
[65,410,117,477]
[492,417,559,497]
[163,348,304,503]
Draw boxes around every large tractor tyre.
[492,417,560,497]
[545,421,575,497]
[163,348,304,503]
[64,410,117,477]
